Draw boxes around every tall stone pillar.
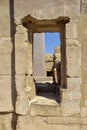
[33,33,46,78]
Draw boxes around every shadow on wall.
[9,0,18,129]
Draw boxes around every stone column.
[33,33,46,78]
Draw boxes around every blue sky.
[45,32,60,54]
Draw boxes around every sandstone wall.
[0,0,87,130]
[0,0,13,112]
[77,14,87,116]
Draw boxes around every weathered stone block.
[48,117,79,124]
[16,115,82,130]
[48,116,87,125]
[77,14,87,104]
[45,54,53,62]
[15,33,28,74]
[81,0,87,14]
[61,90,81,116]
[66,40,81,77]
[81,3,87,14]
[67,77,81,91]
[77,14,87,101]
[16,98,29,115]
[16,116,47,130]
[82,0,87,3]
[0,0,10,37]
[30,99,60,116]
[54,53,60,60]
[45,62,54,71]
[0,20,10,37]
[15,0,64,22]
[15,75,29,115]
[81,118,87,125]
[48,124,81,130]
[82,125,87,130]
[66,23,77,38]
[0,76,13,112]
[81,107,87,117]
[0,38,12,74]
[15,0,80,23]
[27,43,33,75]
[63,0,80,22]
[26,75,36,100]
[84,100,87,106]
[0,116,2,130]
[16,24,27,34]
[0,113,15,130]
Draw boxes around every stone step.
[29,96,61,116]
[34,76,53,83]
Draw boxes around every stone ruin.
[0,0,87,130]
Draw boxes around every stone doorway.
[22,15,70,102]
[33,32,61,102]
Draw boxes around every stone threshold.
[34,76,53,83]
[29,95,61,116]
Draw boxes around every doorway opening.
[45,32,61,79]
[22,15,70,103]
[33,32,61,102]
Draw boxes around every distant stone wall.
[45,54,54,72]
[0,0,87,130]
[45,46,60,73]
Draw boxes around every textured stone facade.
[0,0,87,130]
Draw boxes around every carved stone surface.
[0,38,12,74]
[77,14,87,102]
[0,0,10,37]
[81,3,87,14]
[66,39,81,77]
[15,75,29,115]
[26,75,36,100]
[47,116,87,125]
[66,23,77,38]
[61,90,81,116]
[0,76,13,112]
[67,77,81,91]
[0,114,15,130]
[14,0,80,22]
[81,0,87,14]
[16,116,82,130]
[29,98,60,116]
[45,62,54,72]
[15,33,28,74]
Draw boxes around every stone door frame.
[22,15,70,88]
